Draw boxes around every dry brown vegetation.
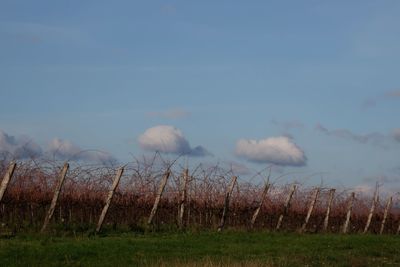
[0,156,399,234]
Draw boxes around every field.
[0,231,399,266]
[1,158,400,266]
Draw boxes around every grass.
[0,230,399,266]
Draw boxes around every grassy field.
[0,231,399,266]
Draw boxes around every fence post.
[218,176,237,232]
[300,188,320,233]
[148,169,170,225]
[379,196,392,235]
[0,161,17,203]
[250,182,270,228]
[397,220,400,235]
[41,162,69,232]
[178,168,189,229]
[186,175,192,227]
[363,182,379,234]
[342,192,355,234]
[96,167,124,233]
[323,189,336,232]
[276,184,297,230]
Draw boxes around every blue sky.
[1,1,399,189]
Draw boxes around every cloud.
[48,138,81,159]
[0,130,42,159]
[393,129,400,142]
[315,123,386,147]
[47,138,116,163]
[235,136,307,167]
[138,125,211,157]
[271,119,305,131]
[146,108,190,119]
[190,146,212,157]
[362,89,400,109]
[0,129,115,163]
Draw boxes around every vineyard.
[0,156,399,235]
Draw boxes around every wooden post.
[342,192,355,234]
[379,196,392,235]
[96,167,124,233]
[218,176,237,232]
[41,162,69,232]
[276,184,297,230]
[178,168,189,229]
[323,189,336,232]
[363,183,379,234]
[0,161,17,203]
[250,182,270,228]
[300,188,320,233]
[186,176,192,227]
[148,170,170,225]
[397,220,400,235]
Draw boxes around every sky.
[1,1,400,190]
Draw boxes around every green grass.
[0,231,399,266]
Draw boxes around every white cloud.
[48,138,116,163]
[235,136,307,166]
[138,125,211,157]
[0,130,42,159]
[48,138,81,159]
